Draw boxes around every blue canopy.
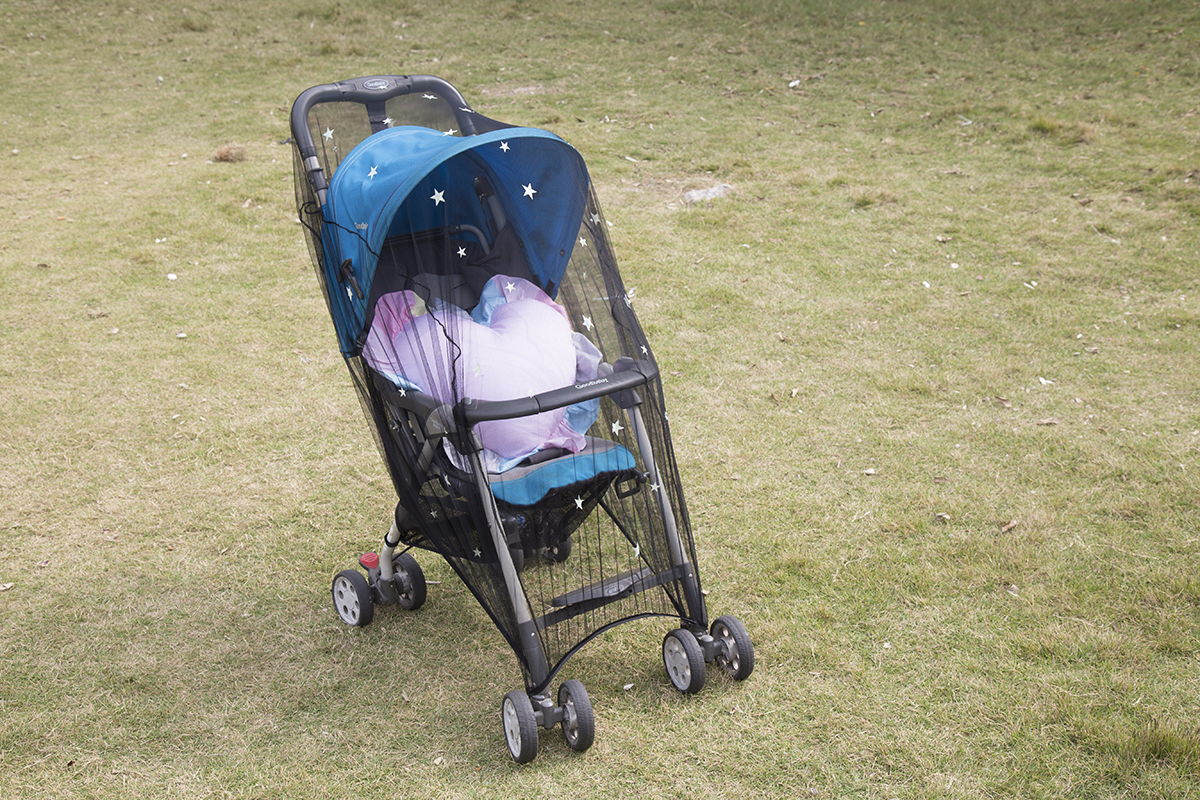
[320,126,590,354]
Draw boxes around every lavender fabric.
[362,275,601,472]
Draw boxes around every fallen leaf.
[935,512,951,522]
[863,468,877,476]
[994,396,1012,408]
[1038,376,1054,385]
[933,476,949,484]
[790,387,800,398]
[1000,519,1019,533]
[777,332,791,342]
[241,198,253,208]
[0,583,14,592]
[1036,417,1060,425]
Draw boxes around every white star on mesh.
[500,142,510,152]
[423,93,438,100]
[582,315,594,331]
[457,246,467,258]
[574,496,584,510]
[505,281,516,292]
[444,128,458,136]
[579,237,587,248]
[368,166,378,179]
[523,183,537,199]
[612,420,624,436]
[591,213,600,225]
[323,127,334,141]
[474,548,482,558]
[431,189,445,206]
[383,117,394,127]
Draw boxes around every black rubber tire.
[331,569,374,628]
[501,691,538,763]
[543,536,572,563]
[509,545,525,574]
[558,679,595,753]
[710,615,755,681]
[662,628,706,694]
[393,552,427,611]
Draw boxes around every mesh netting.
[293,83,704,692]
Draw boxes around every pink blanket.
[363,276,598,468]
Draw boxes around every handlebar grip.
[290,74,475,160]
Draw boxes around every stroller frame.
[291,74,752,762]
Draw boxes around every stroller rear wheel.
[501,691,538,763]
[662,628,706,694]
[542,536,572,563]
[392,552,427,611]
[331,570,374,627]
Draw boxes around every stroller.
[290,74,753,762]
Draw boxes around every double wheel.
[501,679,595,763]
[662,615,754,694]
[331,551,426,628]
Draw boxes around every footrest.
[550,567,654,609]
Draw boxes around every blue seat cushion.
[490,437,636,506]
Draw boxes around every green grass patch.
[3,0,1200,797]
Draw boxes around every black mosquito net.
[293,80,704,691]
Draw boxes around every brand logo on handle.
[362,78,390,91]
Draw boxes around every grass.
[2,0,1199,797]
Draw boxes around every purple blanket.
[362,276,601,472]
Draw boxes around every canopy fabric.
[319,126,589,354]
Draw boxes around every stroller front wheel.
[558,679,595,752]
[710,615,754,681]
[662,628,706,694]
[331,570,374,627]
[501,691,538,763]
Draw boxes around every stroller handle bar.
[290,74,477,197]
[457,358,657,426]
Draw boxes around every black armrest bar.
[372,373,457,437]
[457,358,657,426]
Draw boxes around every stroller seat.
[489,436,635,506]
